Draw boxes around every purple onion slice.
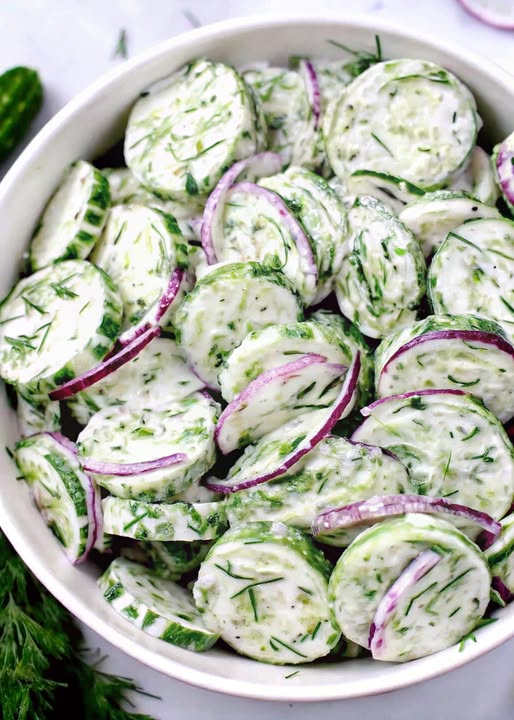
[81,452,187,477]
[201,152,283,264]
[215,353,345,454]
[207,352,360,493]
[458,0,514,29]
[299,59,321,130]
[313,494,501,541]
[49,325,161,401]
[360,388,467,417]
[118,267,185,346]
[369,549,442,657]
[491,576,514,605]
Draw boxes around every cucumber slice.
[0,259,122,395]
[175,262,303,389]
[399,190,501,257]
[485,513,514,594]
[334,195,426,339]
[329,514,490,661]
[139,540,212,579]
[218,319,347,402]
[67,336,204,425]
[77,392,219,501]
[375,314,514,422]
[91,205,188,332]
[212,182,317,305]
[16,389,61,437]
[259,166,347,303]
[15,432,96,564]
[352,390,514,534]
[225,436,408,541]
[102,496,227,541]
[310,310,375,408]
[324,59,479,189]
[244,67,322,169]
[99,557,218,651]
[103,167,205,240]
[125,59,266,201]
[215,354,344,453]
[428,218,514,343]
[346,171,425,214]
[29,161,110,271]
[193,522,340,664]
[446,147,499,206]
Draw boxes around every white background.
[2,1,514,718]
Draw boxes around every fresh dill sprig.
[113,28,129,60]
[327,34,383,77]
[0,529,157,720]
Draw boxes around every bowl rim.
[1,11,514,703]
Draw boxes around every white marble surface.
[1,1,514,718]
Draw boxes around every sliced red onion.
[299,59,321,130]
[228,181,318,282]
[492,575,514,604]
[215,353,344,454]
[360,388,467,418]
[201,152,283,264]
[381,330,514,383]
[78,474,102,564]
[48,325,161,401]
[369,549,442,656]
[118,267,185,346]
[207,352,360,493]
[81,453,187,477]
[313,494,501,540]
[46,431,78,455]
[495,134,514,206]
[458,0,514,29]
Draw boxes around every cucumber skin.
[0,67,43,161]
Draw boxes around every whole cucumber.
[0,66,43,161]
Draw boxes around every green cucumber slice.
[428,218,514,343]
[99,557,218,651]
[102,496,227,542]
[310,310,374,408]
[399,190,500,257]
[77,392,219,502]
[139,540,212,579]
[91,204,188,332]
[0,259,122,395]
[375,314,514,422]
[67,336,204,425]
[16,389,61,437]
[259,166,347,303]
[352,391,514,534]
[175,262,303,389]
[15,432,94,563]
[485,513,514,594]
[193,521,340,663]
[218,319,347,402]
[225,436,408,542]
[244,67,322,169]
[447,147,499,206]
[29,161,110,271]
[329,514,490,661]
[324,59,479,189]
[334,195,426,339]
[125,59,266,201]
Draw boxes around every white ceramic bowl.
[1,13,513,703]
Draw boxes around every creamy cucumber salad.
[4,37,514,668]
